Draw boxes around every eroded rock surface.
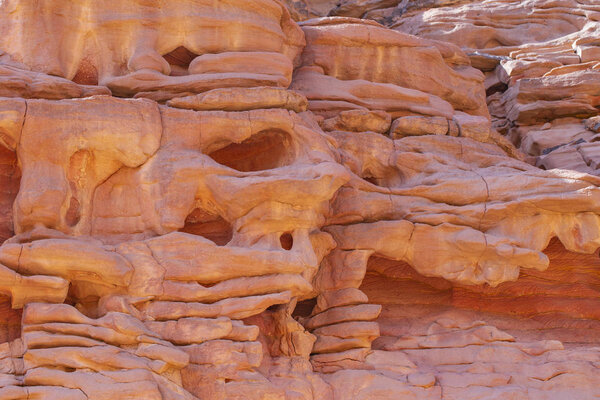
[0,0,599,399]
[393,0,600,175]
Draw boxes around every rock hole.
[179,208,233,246]
[163,46,198,77]
[361,165,404,188]
[208,129,293,172]
[0,146,20,243]
[280,232,293,250]
[72,58,98,86]
[266,304,281,312]
[363,175,379,186]
[65,196,81,227]
[486,82,508,97]
[0,297,22,344]
[292,298,317,319]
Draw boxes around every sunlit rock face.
[0,0,599,399]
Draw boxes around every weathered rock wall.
[0,0,598,399]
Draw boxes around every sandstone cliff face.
[0,1,599,399]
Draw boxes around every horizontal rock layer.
[0,1,598,399]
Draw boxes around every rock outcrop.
[0,0,599,399]
[393,0,600,175]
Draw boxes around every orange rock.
[0,1,598,398]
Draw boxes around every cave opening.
[208,129,294,172]
[280,232,293,250]
[162,46,199,76]
[292,297,317,319]
[179,208,233,246]
[361,241,600,347]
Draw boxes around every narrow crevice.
[475,172,490,231]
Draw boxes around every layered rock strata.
[0,0,598,399]
[393,0,600,174]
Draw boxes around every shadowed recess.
[179,208,233,246]
[72,57,99,85]
[0,147,20,243]
[362,240,600,346]
[0,297,22,344]
[280,232,293,250]
[292,298,317,318]
[208,129,294,172]
[163,46,199,76]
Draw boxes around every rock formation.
[0,0,599,399]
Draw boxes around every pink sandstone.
[0,0,598,399]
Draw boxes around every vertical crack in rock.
[475,171,490,232]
